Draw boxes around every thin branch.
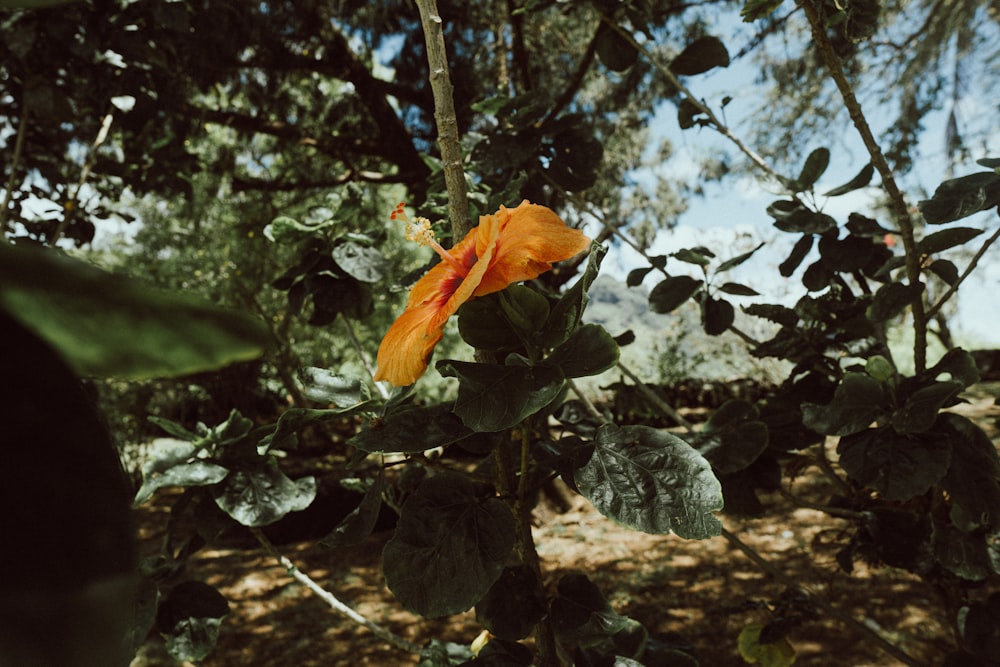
[414,0,473,240]
[798,0,927,372]
[50,111,114,246]
[925,225,1000,320]
[720,528,924,667]
[249,527,422,655]
[1,102,30,237]
[567,378,607,423]
[339,313,390,400]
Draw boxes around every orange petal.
[374,221,500,386]
[474,200,590,296]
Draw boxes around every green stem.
[414,0,473,240]
[798,0,926,372]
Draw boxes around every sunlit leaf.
[212,459,316,527]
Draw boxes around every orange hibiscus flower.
[374,200,591,386]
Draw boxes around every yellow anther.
[405,217,437,247]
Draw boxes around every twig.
[925,225,1000,320]
[414,0,473,240]
[249,527,422,655]
[798,0,927,373]
[567,377,607,423]
[50,111,114,246]
[1,101,30,237]
[616,361,696,432]
[720,527,924,667]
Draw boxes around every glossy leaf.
[919,172,1000,224]
[649,275,703,313]
[212,459,316,527]
[927,259,960,286]
[438,361,565,432]
[542,241,606,347]
[331,241,387,283]
[801,372,884,436]
[134,461,229,507]
[837,427,951,500]
[349,404,472,454]
[545,323,620,378]
[257,403,376,453]
[575,424,723,539]
[741,0,785,21]
[688,400,769,474]
[156,581,229,663]
[383,474,515,618]
[0,243,268,379]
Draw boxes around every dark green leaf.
[773,209,836,234]
[688,400,769,474]
[927,259,960,286]
[545,324,620,378]
[677,98,707,130]
[795,147,831,191]
[332,241,387,283]
[716,242,765,272]
[134,461,229,506]
[575,424,723,539]
[649,275,703,313]
[701,296,734,335]
[500,285,551,342]
[542,241,606,347]
[846,212,894,237]
[148,416,200,442]
[212,460,316,527]
[669,36,730,76]
[837,427,951,500]
[595,24,638,72]
[928,348,980,388]
[891,381,963,434]
[0,244,268,379]
[818,233,875,272]
[801,372,885,436]
[916,227,984,255]
[626,266,655,287]
[319,473,385,548]
[766,199,802,220]
[672,247,714,266]
[867,281,923,322]
[823,163,874,197]
[383,474,515,618]
[548,128,603,191]
[349,404,472,453]
[741,0,785,21]
[779,235,814,277]
[438,361,565,432]
[801,260,833,291]
[549,573,648,659]
[939,414,1000,531]
[156,581,229,663]
[934,518,992,581]
[977,157,1000,169]
[257,403,376,453]
[743,303,798,327]
[718,282,760,296]
[919,172,1000,224]
[476,566,546,640]
[459,297,522,350]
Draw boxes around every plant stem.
[250,527,422,655]
[798,0,927,372]
[414,0,473,240]
[1,102,30,238]
[340,313,390,399]
[720,527,924,667]
[925,225,1000,320]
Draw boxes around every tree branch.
[925,224,1000,320]
[1,101,30,238]
[231,170,420,193]
[414,0,473,239]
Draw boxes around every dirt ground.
[130,386,1000,667]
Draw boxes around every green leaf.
[701,296,734,336]
[718,282,760,296]
[795,147,831,191]
[867,281,923,322]
[677,98,708,130]
[743,303,798,327]
[801,372,885,436]
[741,0,785,21]
[649,275,703,313]
[212,459,316,527]
[891,381,963,434]
[299,367,366,406]
[672,247,714,266]
[476,565,546,640]
[927,259,960,286]
[737,624,796,667]
[716,242,765,272]
[778,235,814,277]
[383,474,515,618]
[688,400,769,474]
[977,157,1000,169]
[595,24,638,72]
[939,414,1000,531]
[542,241,606,347]
[134,461,229,507]
[257,402,376,453]
[0,243,268,379]
[438,361,565,432]
[846,212,895,238]
[928,348,980,388]
[919,172,1000,224]
[157,581,229,663]
[549,573,648,659]
[319,473,385,548]
[823,163,874,197]
[349,404,472,454]
[331,241,387,283]
[916,227,984,255]
[575,424,723,539]
[545,324,619,378]
[773,209,836,234]
[500,285,551,347]
[669,36,730,76]
[837,427,952,501]
[933,518,993,581]
[458,297,522,350]
[626,266,655,287]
